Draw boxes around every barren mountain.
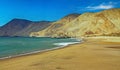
[14,21,52,37]
[30,13,80,37]
[0,19,52,37]
[0,18,32,36]
[30,8,120,37]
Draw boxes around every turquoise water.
[0,37,80,59]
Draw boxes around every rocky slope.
[0,19,52,37]
[0,18,32,36]
[30,8,120,37]
[14,21,52,37]
[30,13,80,37]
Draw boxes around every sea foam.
[54,42,80,46]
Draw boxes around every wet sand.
[0,37,120,70]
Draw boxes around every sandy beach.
[0,37,120,70]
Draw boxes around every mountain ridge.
[0,18,32,36]
[30,13,80,37]
[14,21,52,37]
[0,18,52,37]
[30,8,120,38]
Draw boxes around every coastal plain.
[0,37,120,70]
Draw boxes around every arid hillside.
[14,21,52,37]
[30,8,120,38]
[30,13,80,37]
[0,19,52,37]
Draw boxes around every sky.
[0,0,120,26]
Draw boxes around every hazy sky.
[0,0,120,26]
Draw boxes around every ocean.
[0,37,80,59]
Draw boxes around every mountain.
[14,21,52,37]
[30,8,120,38]
[30,13,80,37]
[0,18,32,36]
[0,19,52,37]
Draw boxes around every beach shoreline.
[0,37,120,70]
[0,39,83,60]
